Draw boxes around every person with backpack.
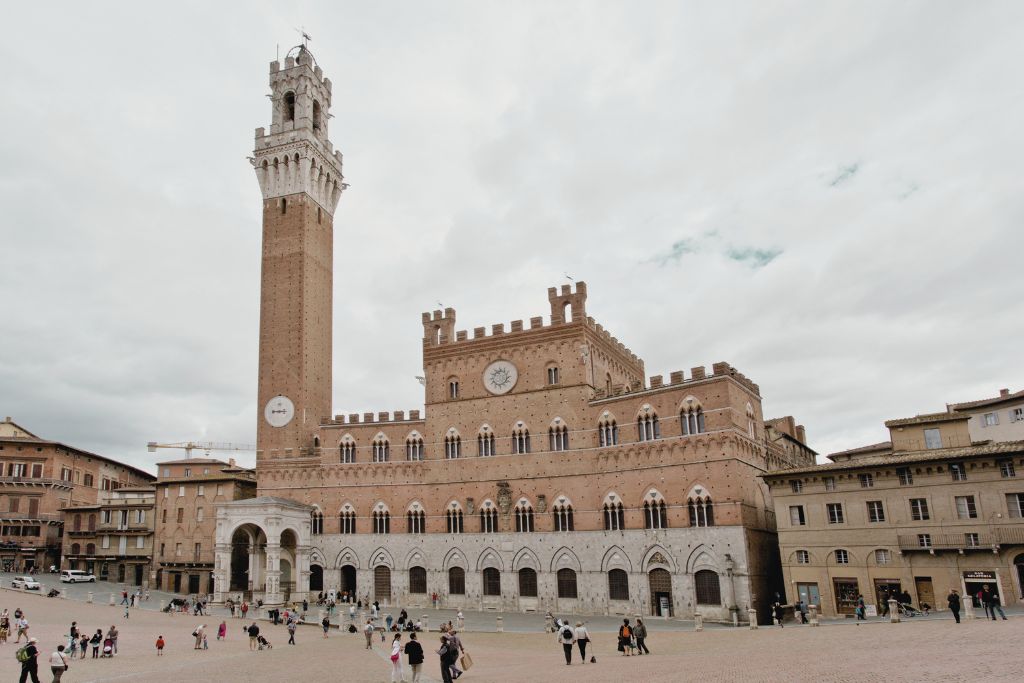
[557,619,576,665]
[617,618,632,656]
[49,643,69,683]
[17,636,40,683]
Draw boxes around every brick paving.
[0,587,1018,682]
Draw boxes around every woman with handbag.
[389,633,404,682]
[573,621,591,663]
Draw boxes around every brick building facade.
[62,487,155,585]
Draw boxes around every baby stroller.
[163,598,187,613]
[101,638,114,657]
[898,602,923,618]
[257,634,272,650]
[47,588,61,598]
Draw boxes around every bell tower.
[252,45,344,460]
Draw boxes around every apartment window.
[178,486,185,497]
[867,500,885,523]
[159,543,165,557]
[8,497,20,513]
[1012,407,1024,422]
[965,532,980,548]
[826,503,844,524]
[163,487,169,499]
[197,485,205,496]
[789,505,806,526]
[999,459,1016,478]
[983,412,999,426]
[790,479,803,494]
[924,428,942,449]
[918,534,932,548]
[874,549,891,565]
[175,542,182,557]
[950,463,967,481]
[135,509,145,524]
[823,477,836,492]
[194,542,201,558]
[448,380,459,400]
[835,549,849,564]
[102,510,112,524]
[119,510,128,529]
[1006,493,1024,518]
[136,536,145,549]
[8,463,26,477]
[161,509,167,523]
[859,473,874,488]
[955,495,978,519]
[897,467,913,486]
[184,468,191,477]
[547,367,559,385]
[196,507,205,522]
[28,498,39,515]
[176,508,184,523]
[59,466,71,481]
[203,468,209,474]
[795,550,810,564]
[83,473,93,487]
[162,468,170,477]
[216,484,224,496]
[101,535,110,549]
[910,498,930,521]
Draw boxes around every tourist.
[386,613,394,631]
[446,628,466,679]
[322,614,330,638]
[364,619,374,649]
[947,589,961,623]
[108,625,119,655]
[390,633,405,682]
[617,618,631,656]
[436,635,456,683]
[90,630,102,658]
[120,590,129,606]
[202,632,209,650]
[49,643,69,682]
[573,621,591,662]
[155,635,165,655]
[405,631,424,683]
[78,634,88,659]
[17,636,40,683]
[123,604,130,620]
[796,600,808,624]
[557,619,576,665]
[456,609,464,630]
[217,621,227,640]
[855,596,866,621]
[16,614,30,643]
[431,592,438,609]
[349,604,356,622]
[241,601,249,620]
[287,618,297,645]
[0,608,9,643]
[193,624,205,650]
[773,602,786,627]
[635,618,650,653]
[982,585,1007,620]
[247,622,260,651]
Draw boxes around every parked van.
[60,569,96,583]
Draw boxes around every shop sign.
[963,570,996,580]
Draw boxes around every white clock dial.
[264,395,295,428]
[483,360,518,395]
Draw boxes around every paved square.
[0,589,1018,682]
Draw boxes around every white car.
[12,576,40,590]
[60,569,96,583]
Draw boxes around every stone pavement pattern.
[0,589,1018,682]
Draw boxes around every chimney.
[228,458,236,467]
[1000,388,1010,397]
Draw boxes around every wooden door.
[915,577,935,609]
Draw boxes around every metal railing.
[897,532,994,551]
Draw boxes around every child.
[202,633,209,650]
[124,604,130,619]
[217,621,227,640]
[79,634,89,659]
[156,635,165,655]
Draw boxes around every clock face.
[264,395,295,428]
[483,360,518,395]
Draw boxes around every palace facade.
[214,46,814,622]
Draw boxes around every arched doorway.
[374,566,392,602]
[230,524,265,594]
[310,564,324,592]
[649,568,673,616]
[341,565,357,599]
[1015,554,1024,599]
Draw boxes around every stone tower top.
[252,45,345,215]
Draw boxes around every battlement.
[590,361,761,401]
[269,46,332,91]
[583,317,641,368]
[323,409,424,427]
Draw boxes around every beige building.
[0,418,154,572]
[949,388,1024,445]
[214,45,815,623]
[154,458,255,595]
[764,404,1024,617]
[62,487,156,585]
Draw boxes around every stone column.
[888,598,899,623]
[963,595,975,621]
[808,604,819,626]
[264,542,282,606]
[213,542,232,604]
[295,545,311,600]
[693,613,704,632]
[748,608,758,629]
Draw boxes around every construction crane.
[146,441,256,459]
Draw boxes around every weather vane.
[296,26,312,48]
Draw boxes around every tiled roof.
[884,412,969,427]
[827,441,892,459]
[761,440,1024,477]
[949,389,1024,411]
[155,458,232,466]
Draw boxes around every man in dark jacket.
[982,585,1007,620]
[404,632,425,682]
[947,589,961,623]
[18,636,40,683]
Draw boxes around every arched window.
[88,514,96,531]
[694,569,721,605]
[477,426,496,457]
[598,417,619,447]
[549,422,569,452]
[552,502,574,532]
[637,408,660,442]
[405,434,424,461]
[310,508,324,535]
[557,568,578,598]
[340,437,356,464]
[313,435,321,449]
[448,379,460,400]
[372,436,390,463]
[518,568,538,597]
[409,566,427,594]
[339,505,356,534]
[480,502,498,533]
[546,365,560,385]
[608,569,629,600]
[70,543,81,555]
[448,567,466,595]
[482,567,501,596]
[603,501,625,531]
[406,507,425,534]
[86,543,95,555]
[688,497,714,527]
[680,398,706,436]
[372,507,390,534]
[644,492,668,529]
[446,505,464,534]
[73,514,81,532]
[512,425,531,454]
[283,91,296,122]
[312,100,322,131]
[444,431,462,459]
[514,501,534,532]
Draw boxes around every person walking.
[573,621,591,663]
[217,621,227,641]
[241,601,249,620]
[446,629,466,679]
[17,636,40,683]
[247,623,260,651]
[405,631,424,683]
[389,633,405,682]
[155,635,165,655]
[456,609,464,630]
[982,585,1007,620]
[49,643,69,683]
[287,619,297,645]
[16,615,30,643]
[557,619,576,665]
[322,614,330,638]
[617,619,632,656]
[635,618,650,654]
[107,626,119,655]
[120,590,129,606]
[947,589,961,623]
[773,602,786,628]
[436,635,456,683]
[386,613,394,631]
[364,619,375,649]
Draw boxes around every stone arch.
[334,546,361,569]
[643,544,679,573]
[789,548,818,566]
[685,482,712,500]
[512,547,540,571]
[678,395,703,412]
[600,545,633,573]
[684,544,720,573]
[549,546,582,573]
[442,547,468,570]
[476,547,504,571]
[369,546,395,569]
[404,547,429,571]
[309,547,327,566]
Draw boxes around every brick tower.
[252,45,344,460]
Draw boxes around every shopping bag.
[460,652,474,671]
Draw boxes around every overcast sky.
[2,1,1022,473]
